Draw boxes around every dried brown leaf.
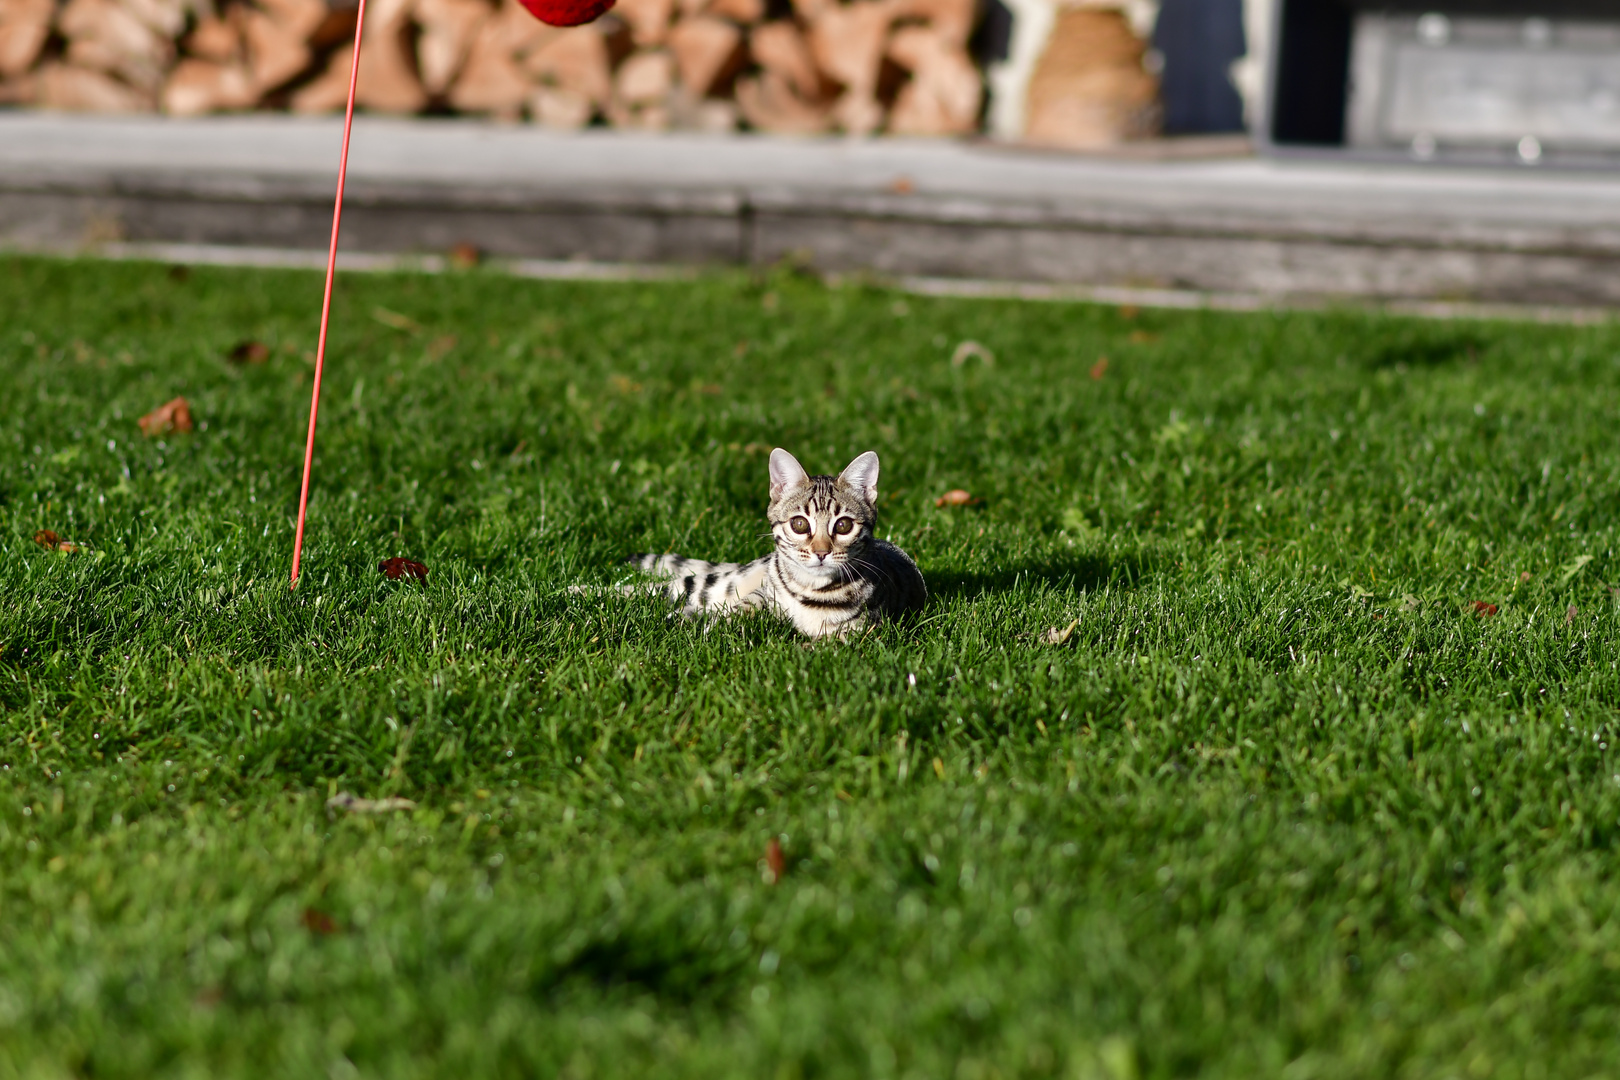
[138,396,193,437]
[227,340,269,364]
[935,489,978,507]
[763,837,786,884]
[1090,356,1109,381]
[300,907,339,935]
[379,557,428,582]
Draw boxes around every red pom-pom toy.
[517,0,616,25]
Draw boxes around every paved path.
[4,113,1619,304]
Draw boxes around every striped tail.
[625,553,770,615]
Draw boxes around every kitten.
[626,448,926,638]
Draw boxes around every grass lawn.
[4,254,1620,1080]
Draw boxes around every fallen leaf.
[1044,618,1079,645]
[889,175,915,194]
[1118,305,1139,319]
[1090,357,1109,380]
[326,791,417,815]
[608,374,643,394]
[1519,571,1532,583]
[951,340,994,367]
[227,340,269,364]
[32,529,79,553]
[1566,604,1579,625]
[300,908,339,935]
[1128,330,1160,344]
[379,557,428,582]
[449,242,482,269]
[935,489,979,508]
[1401,594,1421,612]
[1471,601,1498,617]
[425,334,458,361]
[763,838,786,885]
[697,383,722,395]
[138,397,193,437]
[371,306,422,333]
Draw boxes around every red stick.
[291,0,369,588]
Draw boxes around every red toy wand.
[289,0,616,588]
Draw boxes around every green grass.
[4,253,1620,1080]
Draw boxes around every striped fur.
[624,449,926,638]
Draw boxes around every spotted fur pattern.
[625,449,926,638]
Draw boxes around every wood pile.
[0,0,985,134]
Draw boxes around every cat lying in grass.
[622,448,926,639]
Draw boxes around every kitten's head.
[767,449,880,575]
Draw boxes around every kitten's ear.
[838,451,880,502]
[769,448,809,499]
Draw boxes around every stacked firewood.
[0,0,984,134]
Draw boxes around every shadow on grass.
[540,928,746,1006]
[926,549,1159,600]
[1361,323,1487,369]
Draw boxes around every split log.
[889,0,973,47]
[614,0,672,46]
[183,17,242,63]
[523,25,610,105]
[59,0,175,93]
[490,0,562,58]
[0,71,37,104]
[885,25,978,135]
[804,0,893,133]
[735,69,828,133]
[703,0,762,22]
[0,0,53,79]
[445,19,531,115]
[122,0,191,38]
[288,44,350,111]
[162,56,256,113]
[667,14,739,96]
[241,6,313,93]
[614,47,670,103]
[36,60,152,110]
[530,84,592,128]
[1024,7,1158,148]
[669,87,736,130]
[748,20,820,102]
[353,0,427,112]
[258,0,328,39]
[415,0,491,96]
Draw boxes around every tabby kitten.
[626,449,926,638]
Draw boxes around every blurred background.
[5,0,1620,307]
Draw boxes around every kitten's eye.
[790,516,811,535]
[834,517,854,536]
